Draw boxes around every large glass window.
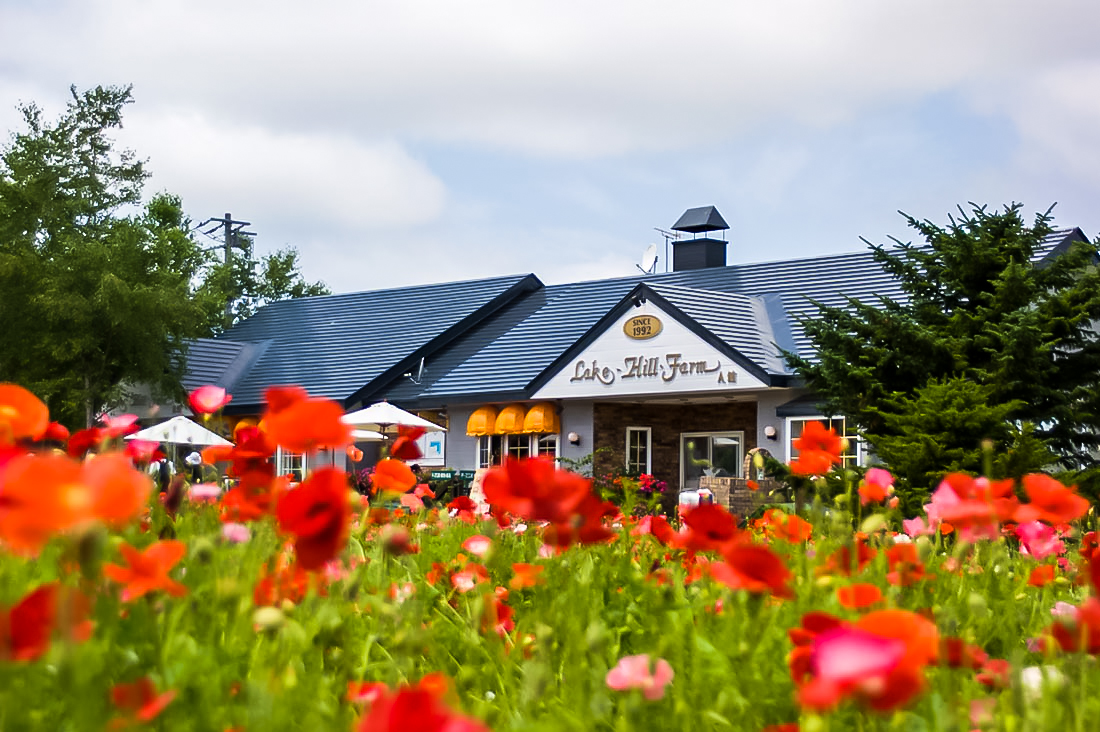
[478,434,558,467]
[680,432,743,491]
[625,427,651,475]
[787,416,862,467]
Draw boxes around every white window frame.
[680,431,745,489]
[625,426,652,475]
[784,415,863,467]
[275,447,306,483]
[476,433,560,468]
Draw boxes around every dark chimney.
[670,206,728,272]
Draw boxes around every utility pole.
[197,213,256,330]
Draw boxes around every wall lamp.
[763,425,778,441]
[567,431,581,446]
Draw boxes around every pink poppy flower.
[462,535,492,557]
[221,523,251,543]
[189,385,232,415]
[1016,521,1065,561]
[606,654,674,700]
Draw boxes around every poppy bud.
[75,523,107,579]
[967,592,988,618]
[190,537,216,564]
[252,606,287,631]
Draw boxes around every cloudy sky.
[3,0,1099,294]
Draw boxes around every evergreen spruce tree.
[786,203,1100,501]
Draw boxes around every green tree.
[195,240,330,333]
[785,203,1100,499]
[0,86,209,427]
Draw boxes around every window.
[506,434,531,460]
[477,434,559,467]
[625,427,651,474]
[276,448,305,483]
[786,416,862,467]
[536,434,559,459]
[477,435,504,468]
[680,432,743,491]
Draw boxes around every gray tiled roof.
[372,228,1086,405]
[194,228,1088,410]
[180,339,268,393]
[211,274,538,410]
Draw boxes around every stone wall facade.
[591,401,757,490]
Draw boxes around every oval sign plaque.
[623,314,662,340]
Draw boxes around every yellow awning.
[466,406,500,436]
[522,402,560,434]
[494,404,528,434]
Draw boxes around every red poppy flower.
[103,541,188,602]
[276,467,350,570]
[389,425,426,461]
[975,659,1012,690]
[373,459,418,495]
[482,457,592,525]
[124,439,162,465]
[1051,596,1100,653]
[254,561,314,607]
[542,493,618,548]
[264,397,352,453]
[0,583,92,662]
[43,421,69,442]
[817,539,877,577]
[711,541,794,599]
[357,687,490,732]
[0,453,91,555]
[1028,564,1056,587]
[790,421,843,476]
[445,495,477,523]
[0,384,49,445]
[631,515,676,545]
[346,445,364,462]
[510,563,545,590]
[66,427,104,458]
[188,385,233,415]
[264,385,309,415]
[1016,474,1089,526]
[837,583,883,610]
[758,509,813,543]
[674,503,741,554]
[111,677,177,723]
[84,453,153,528]
[885,543,929,586]
[940,637,988,669]
[347,681,388,706]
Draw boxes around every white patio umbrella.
[351,429,385,441]
[125,415,233,447]
[342,402,446,433]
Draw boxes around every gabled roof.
[189,228,1091,411]
[207,274,541,411]
[180,338,269,393]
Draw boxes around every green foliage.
[787,203,1100,499]
[0,86,209,426]
[0,85,330,425]
[194,239,330,333]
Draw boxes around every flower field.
[3,384,1100,731]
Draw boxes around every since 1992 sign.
[623,315,662,340]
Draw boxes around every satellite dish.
[636,243,658,275]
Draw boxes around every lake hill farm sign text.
[534,308,767,399]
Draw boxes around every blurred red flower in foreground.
[277,467,350,570]
[674,503,741,554]
[483,457,591,525]
[711,541,794,599]
[373,459,417,495]
[188,385,232,415]
[111,677,177,724]
[795,609,939,713]
[0,383,49,444]
[790,421,843,477]
[357,686,489,732]
[263,392,352,453]
[1016,474,1089,525]
[0,583,93,662]
[389,425,426,461]
[104,541,188,602]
